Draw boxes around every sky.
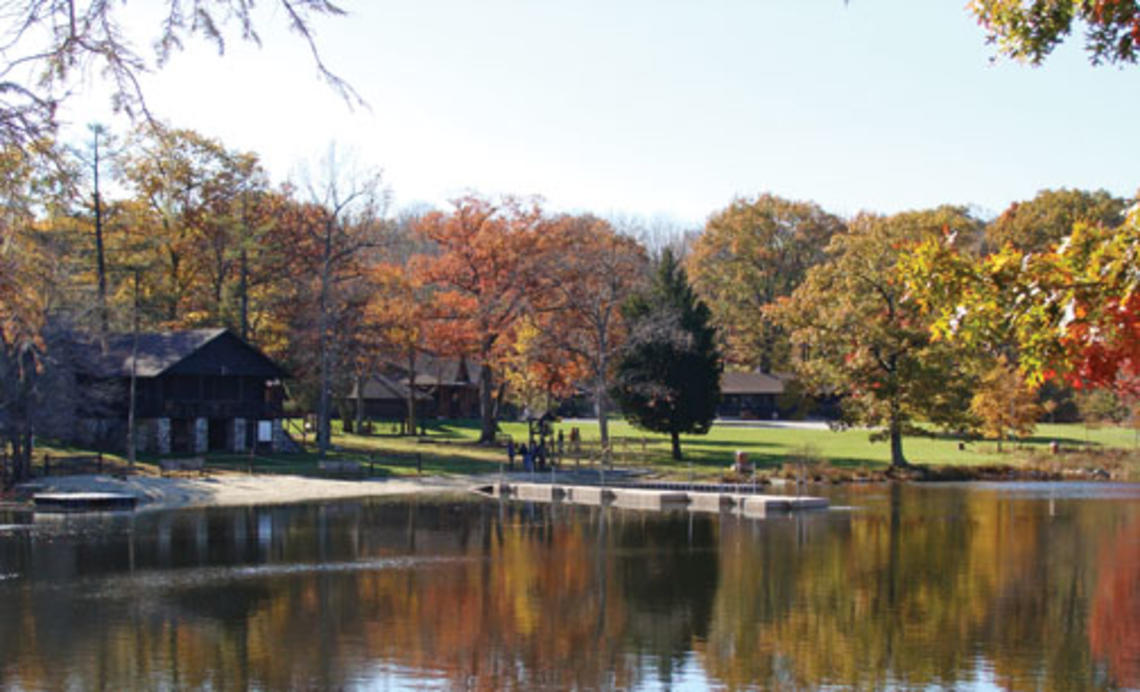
[57,0,1140,229]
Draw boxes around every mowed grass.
[323,418,1140,479]
[25,418,1139,481]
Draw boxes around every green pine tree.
[612,248,722,460]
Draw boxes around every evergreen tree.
[612,248,722,460]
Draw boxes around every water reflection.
[0,484,1137,690]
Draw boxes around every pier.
[33,492,138,513]
[474,482,828,516]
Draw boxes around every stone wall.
[156,418,171,456]
[193,418,208,454]
[134,419,152,454]
[232,418,247,453]
[271,419,285,453]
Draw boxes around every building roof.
[80,329,286,379]
[720,370,787,395]
[346,373,432,402]
[389,353,478,388]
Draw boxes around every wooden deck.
[475,482,828,515]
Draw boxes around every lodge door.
[208,418,229,451]
[170,419,193,454]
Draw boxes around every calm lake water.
[1,482,1138,690]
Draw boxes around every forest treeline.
[1,126,1137,469]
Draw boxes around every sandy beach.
[15,472,482,511]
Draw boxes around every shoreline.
[9,472,481,512]
[5,462,1135,514]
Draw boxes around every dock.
[474,482,828,515]
[33,492,138,513]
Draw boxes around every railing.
[161,400,283,419]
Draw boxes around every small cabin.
[717,371,787,419]
[78,329,288,454]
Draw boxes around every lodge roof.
[390,353,477,388]
[720,370,787,395]
[81,329,286,379]
[347,372,432,402]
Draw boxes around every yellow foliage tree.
[969,358,1041,450]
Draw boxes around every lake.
[1,482,1138,690]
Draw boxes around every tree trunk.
[127,270,139,470]
[239,191,250,341]
[595,355,610,446]
[92,139,108,339]
[595,388,609,447]
[479,362,495,444]
[353,372,364,434]
[671,430,683,461]
[405,347,417,437]
[239,247,249,340]
[317,260,332,458]
[888,415,908,468]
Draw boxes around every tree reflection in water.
[0,484,1136,690]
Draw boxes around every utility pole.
[89,123,110,343]
[239,186,250,341]
[127,269,140,472]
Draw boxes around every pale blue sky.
[60,1,1140,227]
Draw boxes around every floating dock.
[33,492,138,513]
[475,482,828,515]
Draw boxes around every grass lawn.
[320,417,1140,479]
[24,417,1139,482]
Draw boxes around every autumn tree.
[0,140,91,481]
[688,194,844,372]
[283,150,391,456]
[969,357,1041,449]
[500,315,589,416]
[772,207,983,468]
[903,206,1140,398]
[539,214,648,445]
[969,0,1140,66]
[986,188,1126,253]
[412,194,548,444]
[0,0,354,148]
[119,126,266,326]
[612,248,722,461]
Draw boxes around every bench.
[159,457,207,477]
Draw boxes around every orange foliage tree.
[365,258,434,435]
[539,214,648,445]
[411,195,550,443]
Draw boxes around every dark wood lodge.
[717,370,786,419]
[78,329,287,454]
[339,354,481,423]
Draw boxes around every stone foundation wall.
[134,419,152,454]
[194,418,208,454]
[156,417,171,456]
[270,419,285,453]
[232,418,247,453]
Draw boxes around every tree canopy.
[612,248,722,461]
[969,0,1140,66]
[688,194,844,373]
[986,188,1127,253]
[772,207,984,467]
